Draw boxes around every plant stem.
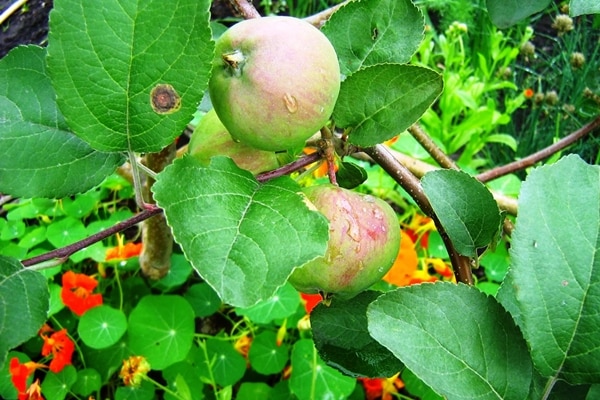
[139,144,176,279]
[256,152,322,182]
[363,144,473,284]
[21,206,162,267]
[229,0,261,19]
[303,0,350,27]
[408,124,459,170]
[0,0,27,26]
[476,115,600,183]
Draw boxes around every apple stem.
[229,0,261,19]
[319,126,338,186]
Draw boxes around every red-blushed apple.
[208,16,340,152]
[289,184,401,299]
[188,108,279,174]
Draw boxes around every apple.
[188,108,279,174]
[289,184,401,299]
[208,16,340,152]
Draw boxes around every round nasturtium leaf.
[78,305,127,349]
[248,331,290,375]
[197,338,247,387]
[71,368,102,397]
[183,282,222,318]
[127,295,195,370]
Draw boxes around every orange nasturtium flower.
[9,358,46,399]
[23,379,44,400]
[61,271,103,316]
[523,88,535,99]
[120,356,151,387]
[383,230,419,287]
[302,147,339,178]
[234,335,253,359]
[359,373,405,400]
[300,292,322,314]
[105,233,143,262]
[40,326,75,373]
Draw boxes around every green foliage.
[486,0,551,28]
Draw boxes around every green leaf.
[322,0,424,76]
[290,339,356,400]
[401,368,444,400]
[0,46,124,198]
[150,253,193,292]
[46,0,214,152]
[78,305,128,349]
[497,155,600,384]
[336,161,368,190]
[0,256,49,370]
[163,361,205,400]
[237,382,273,400]
[153,156,329,308]
[128,295,195,370]
[46,217,87,249]
[41,365,77,400]
[81,339,131,383]
[115,379,155,400]
[236,282,301,324]
[368,283,533,400]
[333,64,442,147]
[486,0,551,28]
[197,338,246,387]
[183,282,222,318]
[310,290,403,378]
[570,0,600,16]
[71,368,102,397]
[248,331,290,375]
[422,169,503,257]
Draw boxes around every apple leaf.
[497,155,600,385]
[152,156,329,308]
[310,291,404,378]
[569,0,600,16]
[0,256,49,370]
[0,46,124,198]
[421,169,503,257]
[486,0,551,28]
[322,0,424,77]
[368,282,533,400]
[290,339,356,400]
[46,0,214,153]
[333,64,442,147]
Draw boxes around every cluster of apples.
[190,16,400,299]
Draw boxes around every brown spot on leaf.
[151,84,181,114]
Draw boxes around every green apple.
[289,184,401,299]
[208,16,341,152]
[188,108,279,174]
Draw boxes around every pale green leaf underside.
[0,46,124,198]
[486,0,551,28]
[570,0,600,16]
[368,282,532,400]
[422,169,503,257]
[0,256,49,370]
[498,155,600,384]
[47,0,214,152]
[152,156,329,308]
[322,0,424,77]
[333,64,442,147]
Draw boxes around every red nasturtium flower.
[23,379,44,400]
[61,270,103,316]
[9,358,46,399]
[359,374,405,400]
[119,356,151,387]
[40,326,75,373]
[300,292,322,314]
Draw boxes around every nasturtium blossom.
[61,270,103,316]
[105,234,143,262]
[359,374,404,400]
[40,328,75,373]
[383,231,419,287]
[9,358,46,397]
[300,292,322,314]
[234,335,252,359]
[119,356,151,387]
[302,147,338,178]
[23,379,44,400]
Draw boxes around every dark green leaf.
[183,282,221,318]
[422,169,503,257]
[0,256,49,370]
[336,161,368,189]
[311,291,403,378]
[71,369,102,397]
[333,64,442,147]
[41,365,77,400]
[497,155,600,384]
[153,156,329,308]
[322,0,424,76]
[368,282,532,400]
[47,0,214,152]
[0,46,123,198]
[486,0,551,28]
[248,331,290,375]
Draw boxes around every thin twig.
[21,206,163,267]
[476,115,600,183]
[228,0,261,19]
[256,152,322,182]
[408,124,459,170]
[303,0,349,27]
[0,0,27,26]
[363,145,473,284]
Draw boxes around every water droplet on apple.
[283,93,298,113]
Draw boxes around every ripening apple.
[289,184,401,299]
[188,108,279,174]
[208,16,341,152]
